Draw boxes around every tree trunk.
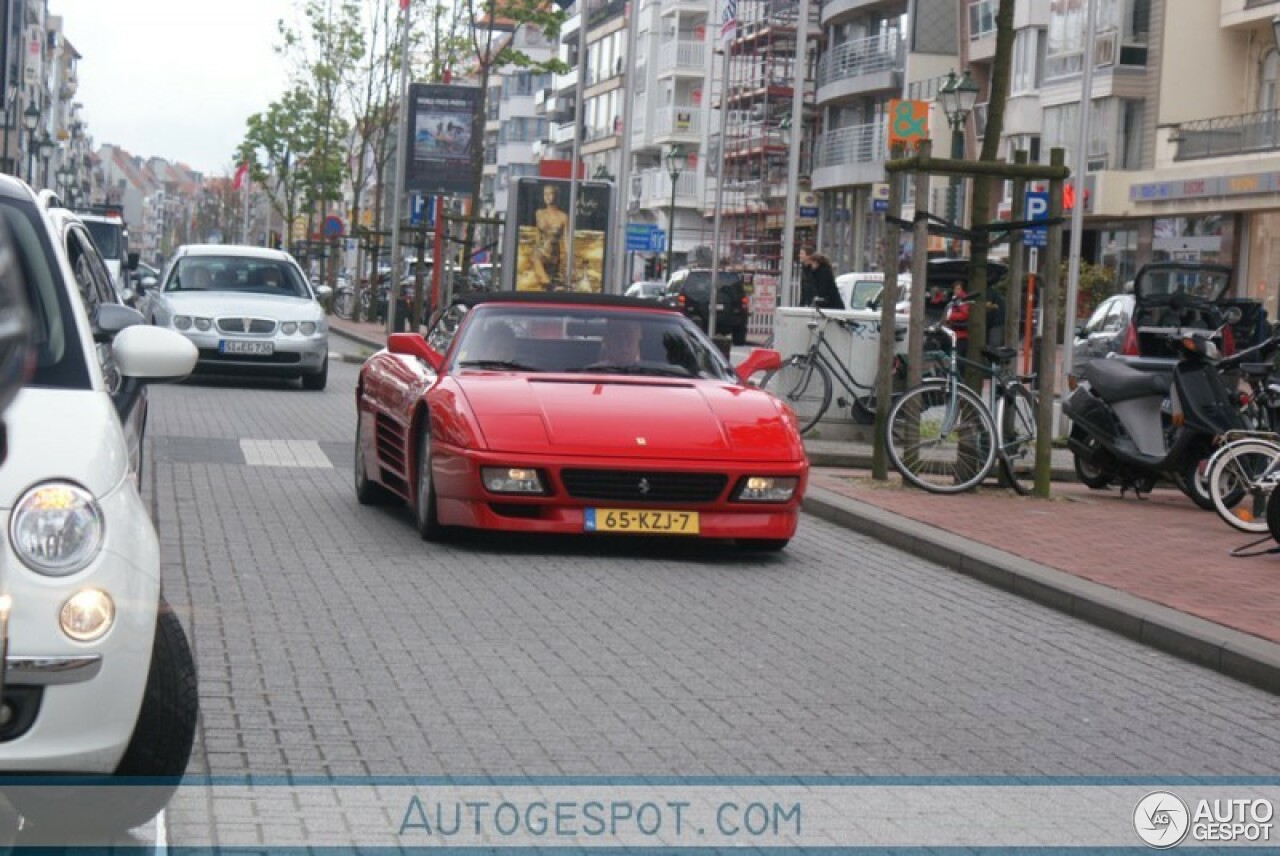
[461,63,492,281]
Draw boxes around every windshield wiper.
[457,359,541,372]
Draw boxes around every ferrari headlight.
[281,321,299,335]
[9,482,104,575]
[172,315,192,331]
[300,321,317,336]
[60,589,115,642]
[733,476,798,503]
[194,317,212,331]
[481,467,545,494]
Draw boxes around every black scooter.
[1065,326,1248,509]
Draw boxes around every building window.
[968,0,996,39]
[1012,28,1045,94]
[1261,49,1280,113]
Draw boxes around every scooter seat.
[1082,358,1172,403]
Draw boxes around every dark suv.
[662,268,751,345]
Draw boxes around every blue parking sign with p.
[1024,191,1048,248]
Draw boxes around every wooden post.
[412,225,428,333]
[872,148,905,480]
[907,141,930,390]
[1034,148,1066,497]
[1005,149,1027,352]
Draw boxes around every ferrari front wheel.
[414,428,446,541]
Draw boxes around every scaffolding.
[703,0,819,334]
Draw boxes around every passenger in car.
[598,318,644,365]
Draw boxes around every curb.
[329,323,385,353]
[802,485,1280,695]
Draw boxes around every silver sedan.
[142,245,331,389]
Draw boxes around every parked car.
[661,268,751,344]
[624,280,666,300]
[140,244,332,389]
[0,176,200,832]
[354,292,805,549]
[1070,262,1262,379]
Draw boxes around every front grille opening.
[197,349,301,365]
[560,470,727,503]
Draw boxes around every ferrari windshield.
[451,305,735,380]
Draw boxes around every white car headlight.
[172,315,192,331]
[281,321,298,335]
[481,467,546,494]
[194,317,212,331]
[300,321,317,336]
[733,476,798,503]
[60,589,115,642]
[9,482,105,576]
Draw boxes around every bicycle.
[884,299,1039,494]
[759,301,908,434]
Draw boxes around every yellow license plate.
[584,508,700,534]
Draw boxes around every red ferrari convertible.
[354,292,808,549]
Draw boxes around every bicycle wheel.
[1207,438,1280,533]
[886,380,997,493]
[996,384,1038,495]
[761,354,832,435]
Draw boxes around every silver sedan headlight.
[9,482,105,576]
[281,321,298,335]
[172,315,192,331]
[194,317,212,331]
[300,321,317,336]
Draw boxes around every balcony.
[655,39,706,77]
[637,168,699,209]
[810,121,886,190]
[820,0,907,28]
[652,105,702,142]
[1175,109,1280,160]
[815,31,903,104]
[553,121,578,145]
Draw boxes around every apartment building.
[480,23,556,221]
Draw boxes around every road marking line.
[154,809,167,854]
[240,439,333,469]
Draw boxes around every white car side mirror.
[112,325,198,382]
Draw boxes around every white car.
[0,177,199,831]
[141,244,331,390]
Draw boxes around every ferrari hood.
[456,375,803,461]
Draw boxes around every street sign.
[1024,190,1048,248]
[871,182,890,213]
[323,215,345,238]
[409,193,425,226]
[886,100,929,148]
[626,223,664,253]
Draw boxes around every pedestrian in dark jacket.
[798,246,817,307]
[800,247,843,309]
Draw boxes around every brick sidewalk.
[811,468,1280,646]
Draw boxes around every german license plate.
[220,340,274,356]
[584,508,699,534]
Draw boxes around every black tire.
[414,428,446,540]
[302,355,328,391]
[760,354,832,435]
[10,602,198,834]
[997,385,1038,495]
[1070,425,1112,489]
[1178,451,1223,511]
[731,324,747,346]
[1266,477,1280,543]
[354,411,393,505]
[886,381,996,494]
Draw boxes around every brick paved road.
[143,362,1280,841]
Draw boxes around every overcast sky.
[52,0,298,177]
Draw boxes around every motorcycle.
[1065,316,1249,510]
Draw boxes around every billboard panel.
[405,84,480,194]
[503,178,613,293]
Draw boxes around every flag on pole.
[720,0,736,45]
[233,161,249,190]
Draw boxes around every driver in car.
[598,318,644,366]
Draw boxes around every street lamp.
[38,134,55,190]
[21,103,39,185]
[936,68,979,226]
[663,144,686,279]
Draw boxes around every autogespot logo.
[1134,791,1191,849]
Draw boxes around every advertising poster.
[505,178,612,293]
[405,84,480,194]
